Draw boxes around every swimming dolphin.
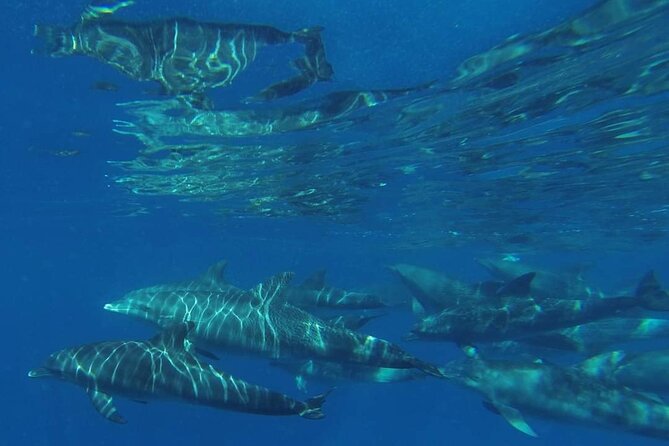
[477,257,595,300]
[104,272,443,377]
[272,359,425,393]
[28,322,328,422]
[518,316,669,353]
[579,348,669,394]
[281,270,386,310]
[33,2,333,106]
[412,271,669,343]
[441,352,669,440]
[389,263,493,316]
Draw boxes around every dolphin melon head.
[104,287,173,324]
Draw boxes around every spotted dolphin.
[441,353,669,440]
[104,272,443,377]
[33,2,333,106]
[28,322,328,422]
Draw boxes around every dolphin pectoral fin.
[194,347,220,361]
[149,321,195,351]
[28,367,52,378]
[486,401,538,437]
[639,391,665,404]
[88,389,126,424]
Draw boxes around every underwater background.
[2,0,669,444]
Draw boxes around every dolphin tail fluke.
[33,25,75,57]
[299,389,332,420]
[636,270,669,311]
[291,27,334,81]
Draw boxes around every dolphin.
[272,359,426,393]
[28,322,329,422]
[104,272,443,377]
[441,353,669,440]
[579,349,669,394]
[412,271,669,343]
[33,2,333,106]
[477,257,594,300]
[518,316,669,353]
[281,270,386,310]
[389,263,493,316]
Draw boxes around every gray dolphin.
[272,359,425,393]
[441,353,669,440]
[477,257,594,300]
[28,322,328,422]
[412,271,669,343]
[33,2,333,106]
[281,270,386,310]
[519,316,669,353]
[389,263,491,316]
[104,272,443,377]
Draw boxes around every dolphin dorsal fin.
[577,350,626,378]
[199,260,228,287]
[636,270,669,310]
[301,270,327,290]
[150,322,194,350]
[252,272,294,302]
[496,272,536,298]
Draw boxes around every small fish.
[90,81,120,92]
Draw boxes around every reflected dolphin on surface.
[34,1,333,106]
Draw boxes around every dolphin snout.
[103,302,118,312]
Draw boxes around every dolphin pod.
[103,270,442,377]
[29,255,669,441]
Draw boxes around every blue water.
[2,1,669,445]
